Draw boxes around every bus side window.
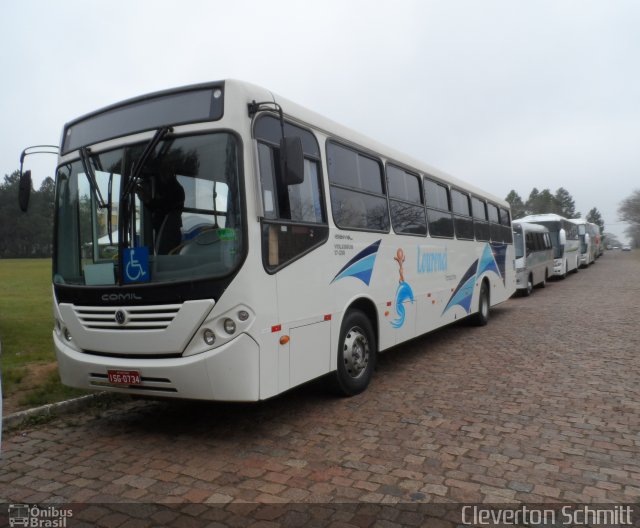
[488,203,501,241]
[255,115,328,272]
[472,196,490,241]
[387,164,427,236]
[327,142,390,232]
[499,207,513,243]
[451,189,474,240]
[424,177,454,238]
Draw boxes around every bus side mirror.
[559,229,567,246]
[18,169,32,212]
[279,136,304,185]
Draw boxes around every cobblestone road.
[1,251,639,526]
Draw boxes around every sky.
[1,0,639,242]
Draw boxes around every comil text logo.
[8,505,73,528]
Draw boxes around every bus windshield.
[54,132,243,286]
[514,230,524,259]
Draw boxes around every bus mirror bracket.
[279,136,304,185]
[559,228,567,246]
[18,144,60,212]
[248,100,305,186]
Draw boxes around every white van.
[513,221,554,296]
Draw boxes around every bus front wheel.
[334,310,376,396]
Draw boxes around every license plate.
[107,369,141,385]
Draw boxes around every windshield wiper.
[79,147,108,209]
[122,126,171,198]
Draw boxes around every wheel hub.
[343,328,369,379]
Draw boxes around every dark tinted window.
[327,142,389,232]
[387,165,426,235]
[387,165,421,204]
[471,197,487,220]
[330,186,389,231]
[424,178,450,211]
[424,178,453,238]
[487,203,499,223]
[427,209,454,238]
[451,190,471,216]
[327,143,384,194]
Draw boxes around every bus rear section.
[512,221,554,296]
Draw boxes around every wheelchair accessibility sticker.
[123,247,149,284]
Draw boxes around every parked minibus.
[512,221,554,295]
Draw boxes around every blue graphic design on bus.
[391,248,415,328]
[443,259,478,315]
[443,242,507,315]
[417,246,448,274]
[331,240,381,286]
[391,281,415,328]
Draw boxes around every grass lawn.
[1,258,87,412]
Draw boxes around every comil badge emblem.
[115,310,127,325]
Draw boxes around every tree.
[618,189,640,225]
[505,190,526,219]
[619,189,640,248]
[0,170,55,257]
[555,187,580,218]
[526,188,560,215]
[586,207,604,233]
[602,232,621,248]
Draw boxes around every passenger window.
[472,196,490,241]
[387,164,426,235]
[424,178,453,238]
[327,142,389,232]
[499,208,513,243]
[451,189,474,240]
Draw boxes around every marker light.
[223,318,236,335]
[238,310,249,322]
[203,328,216,346]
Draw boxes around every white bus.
[570,218,598,268]
[19,80,515,400]
[512,221,554,295]
[518,214,580,279]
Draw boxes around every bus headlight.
[203,328,216,346]
[64,328,73,342]
[238,310,249,322]
[223,318,236,335]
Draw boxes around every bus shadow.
[93,306,511,439]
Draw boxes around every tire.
[523,274,533,297]
[539,271,547,289]
[333,310,376,396]
[471,281,490,326]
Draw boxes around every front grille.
[74,304,182,330]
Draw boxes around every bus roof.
[258,80,509,208]
[512,220,550,233]
[518,213,570,223]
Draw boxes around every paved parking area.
[1,251,639,525]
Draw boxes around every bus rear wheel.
[471,281,490,326]
[334,310,376,396]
